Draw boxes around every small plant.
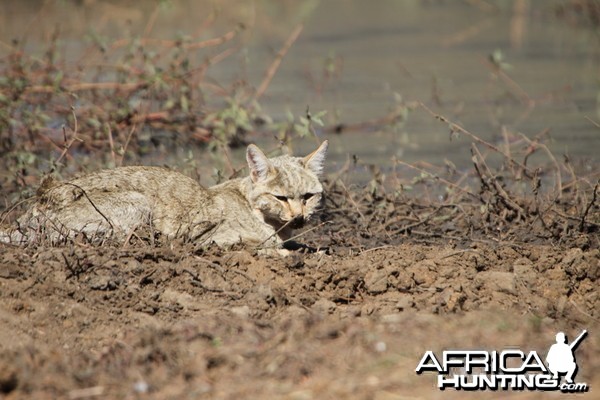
[205,96,255,150]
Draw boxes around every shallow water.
[1,0,598,180]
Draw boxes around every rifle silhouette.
[570,330,587,350]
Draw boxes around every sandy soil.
[0,177,598,399]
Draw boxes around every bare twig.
[326,155,352,192]
[55,108,83,166]
[579,181,599,232]
[421,102,534,178]
[442,18,494,47]
[68,385,105,399]
[119,124,137,167]
[26,82,146,94]
[481,57,532,105]
[143,3,161,37]
[389,205,456,234]
[584,115,600,129]
[106,123,116,167]
[192,46,240,84]
[0,197,36,226]
[471,144,525,216]
[256,219,296,249]
[359,245,394,254]
[110,28,238,51]
[281,221,330,246]
[394,159,478,200]
[518,132,562,199]
[254,24,304,101]
[338,180,366,222]
[569,299,600,324]
[63,183,114,231]
[220,143,236,177]
[437,249,481,260]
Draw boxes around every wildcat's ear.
[247,144,274,183]
[302,140,328,176]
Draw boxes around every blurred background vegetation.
[0,0,598,187]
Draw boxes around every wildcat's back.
[1,141,328,248]
[7,166,214,243]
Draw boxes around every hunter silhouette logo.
[416,329,589,392]
[546,330,587,384]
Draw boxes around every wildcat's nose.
[289,215,305,229]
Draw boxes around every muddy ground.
[0,172,599,399]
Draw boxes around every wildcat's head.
[246,141,328,233]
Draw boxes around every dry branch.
[110,28,238,51]
[421,102,534,178]
[471,144,525,217]
[580,181,599,232]
[25,82,146,94]
[254,24,304,101]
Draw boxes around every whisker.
[281,221,331,246]
[255,218,295,249]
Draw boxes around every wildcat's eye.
[302,193,315,201]
[274,195,288,202]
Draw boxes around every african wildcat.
[1,141,328,249]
